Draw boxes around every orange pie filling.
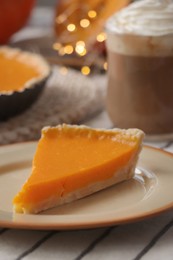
[0,47,50,93]
[13,124,144,214]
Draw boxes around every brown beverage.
[106,0,173,136]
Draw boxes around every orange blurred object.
[0,0,36,44]
[54,0,130,50]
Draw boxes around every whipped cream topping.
[106,0,173,36]
[106,0,173,56]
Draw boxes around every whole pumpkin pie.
[13,124,144,214]
[0,46,50,120]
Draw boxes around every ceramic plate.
[0,142,173,230]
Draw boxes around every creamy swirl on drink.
[106,0,173,56]
[105,0,173,135]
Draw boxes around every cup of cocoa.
[105,0,173,137]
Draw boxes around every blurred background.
[0,0,131,143]
[37,0,56,6]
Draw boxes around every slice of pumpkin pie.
[13,124,144,214]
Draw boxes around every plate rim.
[0,141,173,230]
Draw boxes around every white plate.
[0,142,173,230]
